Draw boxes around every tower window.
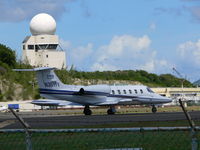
[47,44,58,49]
[28,45,34,50]
[46,55,48,58]
[23,45,25,50]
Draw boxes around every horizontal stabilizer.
[13,67,55,72]
[31,99,82,106]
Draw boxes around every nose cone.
[157,94,172,103]
[164,97,172,103]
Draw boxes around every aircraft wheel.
[83,107,92,115]
[107,108,116,115]
[152,106,157,113]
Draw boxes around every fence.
[0,127,199,150]
[1,99,199,150]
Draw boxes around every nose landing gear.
[152,105,157,113]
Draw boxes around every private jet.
[15,67,172,115]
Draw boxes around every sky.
[1,0,200,81]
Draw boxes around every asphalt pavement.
[0,111,200,129]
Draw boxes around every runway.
[0,111,200,129]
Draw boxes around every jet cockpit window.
[147,87,154,93]
[112,90,115,95]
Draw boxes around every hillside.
[0,43,194,101]
[55,69,193,87]
[193,79,200,86]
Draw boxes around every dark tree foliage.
[56,69,193,87]
[0,44,16,68]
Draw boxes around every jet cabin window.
[140,89,143,94]
[123,90,126,94]
[117,90,121,94]
[147,87,154,93]
[134,89,137,94]
[129,89,132,94]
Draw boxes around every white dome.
[30,13,56,35]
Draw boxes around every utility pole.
[172,67,185,89]
[172,67,187,107]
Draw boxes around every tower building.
[22,13,66,69]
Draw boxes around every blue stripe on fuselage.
[39,88,109,96]
[39,88,138,99]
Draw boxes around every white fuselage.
[39,84,171,106]
[14,67,172,114]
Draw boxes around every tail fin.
[14,67,65,89]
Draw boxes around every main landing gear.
[107,106,116,115]
[83,105,92,115]
[152,105,157,113]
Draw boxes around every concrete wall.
[0,101,40,112]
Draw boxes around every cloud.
[91,63,118,71]
[69,43,93,64]
[177,39,200,65]
[61,34,170,73]
[60,39,71,49]
[149,22,156,31]
[89,35,170,73]
[187,6,200,22]
[0,0,76,22]
[155,1,200,23]
[154,7,185,16]
[176,39,200,81]
[60,39,93,69]
[105,35,151,56]
[80,0,92,18]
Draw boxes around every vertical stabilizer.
[36,68,65,89]
[14,67,65,89]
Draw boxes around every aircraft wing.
[94,96,143,106]
[95,101,119,106]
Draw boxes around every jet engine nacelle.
[79,85,111,95]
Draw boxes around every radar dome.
[30,13,56,35]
